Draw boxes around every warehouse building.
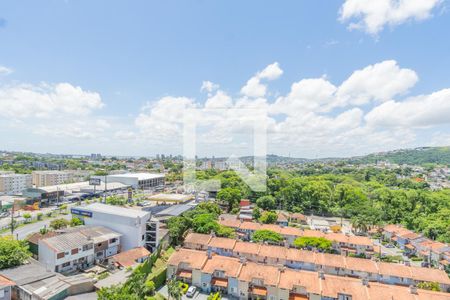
[93,173,165,190]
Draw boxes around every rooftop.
[108,173,165,180]
[112,247,151,268]
[77,203,150,218]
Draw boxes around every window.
[57,252,65,259]
[110,238,117,243]
[62,262,70,267]
[71,248,79,255]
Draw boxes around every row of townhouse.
[219,219,377,257]
[383,225,450,268]
[38,225,122,273]
[183,233,450,291]
[167,248,450,300]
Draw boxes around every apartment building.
[32,170,73,187]
[38,226,121,273]
[219,219,377,257]
[0,174,32,195]
[183,233,450,291]
[168,248,450,300]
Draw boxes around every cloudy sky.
[0,0,449,158]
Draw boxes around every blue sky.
[0,0,449,157]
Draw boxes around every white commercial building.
[0,174,32,195]
[32,170,73,187]
[93,173,165,190]
[71,203,154,251]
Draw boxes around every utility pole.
[10,202,14,236]
[103,174,108,203]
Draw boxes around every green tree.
[22,213,32,223]
[293,237,332,252]
[252,207,261,220]
[417,281,440,292]
[259,211,277,224]
[252,229,283,244]
[0,236,31,269]
[50,218,70,230]
[37,212,43,221]
[70,217,84,227]
[192,214,220,234]
[167,279,182,300]
[216,187,242,212]
[167,216,190,245]
[256,195,276,210]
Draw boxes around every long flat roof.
[77,202,150,218]
[108,173,165,180]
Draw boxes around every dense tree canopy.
[0,236,31,269]
[252,229,283,244]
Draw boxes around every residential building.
[219,220,377,257]
[0,174,32,195]
[32,171,74,187]
[182,233,450,291]
[0,259,93,300]
[38,226,121,273]
[167,248,450,300]
[71,203,151,251]
[111,247,151,268]
[0,276,14,300]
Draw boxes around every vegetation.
[70,217,84,227]
[258,211,277,224]
[49,218,70,230]
[0,236,31,269]
[216,187,241,212]
[417,281,441,292]
[22,213,32,223]
[256,195,276,210]
[167,202,234,245]
[293,237,332,252]
[251,229,283,244]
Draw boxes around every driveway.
[158,285,229,300]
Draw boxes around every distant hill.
[347,146,450,166]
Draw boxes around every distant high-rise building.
[32,171,73,187]
[0,174,32,195]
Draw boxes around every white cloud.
[241,62,283,98]
[0,82,104,119]
[114,130,137,140]
[205,90,233,108]
[200,81,219,93]
[0,65,13,75]
[339,0,441,35]
[365,88,450,128]
[336,60,418,106]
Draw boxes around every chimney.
[361,277,369,286]
[278,265,286,272]
[318,270,325,280]
[240,257,247,265]
[409,285,418,295]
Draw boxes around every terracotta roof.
[320,274,368,299]
[410,265,450,285]
[278,268,321,295]
[112,247,151,268]
[202,255,242,277]
[259,244,287,259]
[301,229,325,238]
[209,237,236,250]
[212,277,228,287]
[286,248,316,263]
[239,221,261,231]
[315,253,345,269]
[290,213,306,221]
[238,262,279,286]
[345,256,378,274]
[233,241,260,255]
[277,212,289,222]
[184,232,212,246]
[168,248,208,270]
[27,231,60,245]
[218,219,241,228]
[0,275,15,287]
[377,262,412,279]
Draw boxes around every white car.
[186,286,197,298]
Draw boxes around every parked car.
[186,286,197,298]
[385,244,395,248]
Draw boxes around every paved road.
[1,214,72,240]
